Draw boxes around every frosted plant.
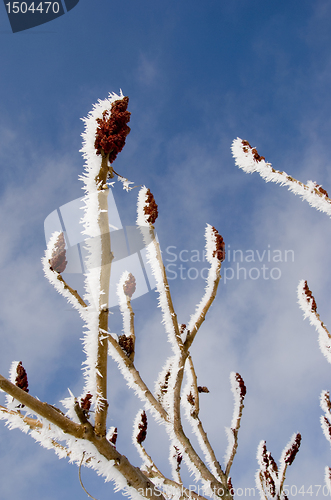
[0,94,303,500]
[232,138,331,497]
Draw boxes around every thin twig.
[56,274,87,308]
[79,452,99,500]
[186,356,226,482]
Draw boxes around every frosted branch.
[297,280,331,363]
[185,225,224,349]
[117,272,136,362]
[232,138,331,217]
[182,355,226,483]
[224,373,246,477]
[42,231,87,314]
[320,391,331,446]
[137,186,182,351]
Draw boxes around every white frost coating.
[117,271,132,336]
[186,224,220,341]
[320,414,331,445]
[136,186,149,227]
[321,390,331,417]
[0,408,147,500]
[60,389,82,424]
[229,371,243,430]
[5,361,21,410]
[255,440,278,500]
[117,175,135,192]
[223,427,235,467]
[324,467,331,495]
[232,137,331,217]
[297,280,331,363]
[224,372,243,466]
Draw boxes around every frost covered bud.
[136,411,147,445]
[94,96,131,163]
[49,232,67,273]
[283,433,301,466]
[242,140,265,162]
[144,189,158,225]
[123,273,136,298]
[15,362,29,393]
[303,281,317,312]
[80,393,93,418]
[212,227,225,262]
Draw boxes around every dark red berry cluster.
[144,189,158,225]
[94,97,131,163]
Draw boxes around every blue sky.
[1,1,331,499]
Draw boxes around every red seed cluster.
[15,362,29,393]
[261,442,278,474]
[323,391,331,414]
[136,411,147,445]
[235,372,246,400]
[317,185,329,198]
[242,139,265,162]
[144,189,158,225]
[227,477,234,495]
[109,427,118,446]
[160,371,170,396]
[123,273,136,298]
[260,443,277,497]
[284,433,301,466]
[212,227,225,262]
[49,233,67,273]
[303,280,317,312]
[173,446,183,472]
[80,393,93,417]
[197,386,209,393]
[94,97,131,163]
[187,392,195,406]
[118,335,134,357]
